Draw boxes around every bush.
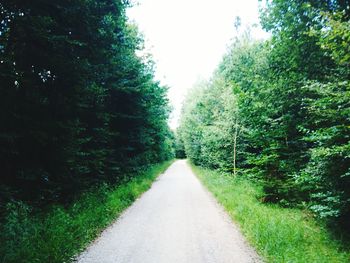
[0,160,173,263]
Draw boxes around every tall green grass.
[190,163,350,263]
[0,160,174,263]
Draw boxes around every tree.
[0,0,173,207]
[179,0,350,229]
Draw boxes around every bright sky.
[127,0,269,129]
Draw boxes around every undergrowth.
[190,163,350,263]
[0,160,174,263]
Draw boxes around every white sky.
[127,0,269,129]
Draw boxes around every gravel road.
[76,160,262,263]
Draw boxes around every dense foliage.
[179,0,350,230]
[174,130,186,159]
[192,164,350,262]
[0,0,173,209]
[0,161,173,263]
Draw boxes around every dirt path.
[76,160,262,263]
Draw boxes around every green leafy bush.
[0,161,173,263]
[191,163,350,263]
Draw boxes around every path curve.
[77,160,262,263]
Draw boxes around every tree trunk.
[233,118,238,176]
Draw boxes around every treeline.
[0,1,173,209]
[179,0,350,230]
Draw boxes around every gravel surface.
[76,160,262,263]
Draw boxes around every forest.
[0,0,350,262]
[0,0,174,207]
[0,1,174,261]
[178,0,350,233]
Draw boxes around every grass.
[190,162,350,263]
[0,160,174,263]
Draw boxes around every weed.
[0,160,174,263]
[190,163,350,263]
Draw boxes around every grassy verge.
[0,160,174,263]
[190,162,350,263]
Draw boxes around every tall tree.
[0,0,173,207]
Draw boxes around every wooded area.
[0,0,350,261]
[0,0,174,210]
[178,0,350,233]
